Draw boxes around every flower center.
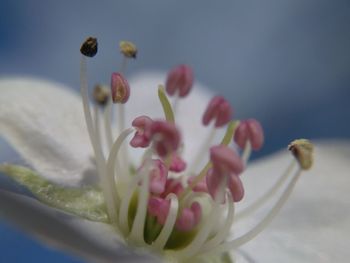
[79,37,314,262]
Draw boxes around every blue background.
[0,0,349,262]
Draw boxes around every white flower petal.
[237,140,350,262]
[0,78,94,186]
[0,189,159,263]
[0,74,216,185]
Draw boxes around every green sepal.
[0,164,108,222]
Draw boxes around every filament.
[235,160,296,221]
[80,56,116,222]
[213,167,302,253]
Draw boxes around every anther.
[166,64,194,98]
[111,72,130,104]
[175,202,202,232]
[169,154,187,173]
[288,139,314,170]
[210,145,244,175]
[206,145,244,202]
[119,41,138,58]
[234,119,264,151]
[92,84,110,106]
[150,121,181,157]
[202,96,232,128]
[130,116,153,148]
[149,159,168,195]
[80,37,98,57]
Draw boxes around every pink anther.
[202,96,233,127]
[187,176,208,193]
[130,116,153,148]
[148,197,170,225]
[166,64,194,98]
[228,174,244,202]
[149,159,168,195]
[210,145,244,175]
[175,201,202,232]
[169,154,187,173]
[234,119,264,150]
[206,145,245,202]
[110,72,130,104]
[150,121,181,157]
[161,178,184,197]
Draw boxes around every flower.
[0,39,350,263]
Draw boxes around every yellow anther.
[119,41,137,58]
[93,85,110,106]
[288,139,314,170]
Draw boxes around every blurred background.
[0,0,349,262]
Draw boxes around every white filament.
[129,159,151,245]
[118,151,152,235]
[200,193,235,252]
[177,199,221,261]
[236,160,296,221]
[153,194,179,250]
[189,126,216,174]
[103,99,114,150]
[241,141,252,165]
[106,128,134,220]
[212,167,302,253]
[80,56,116,222]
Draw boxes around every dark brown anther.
[80,37,98,57]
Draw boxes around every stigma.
[79,37,314,262]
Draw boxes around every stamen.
[165,64,194,114]
[176,199,221,261]
[118,149,153,234]
[119,41,137,76]
[129,159,151,245]
[165,64,194,98]
[106,128,135,213]
[80,37,98,57]
[234,119,264,164]
[212,166,302,253]
[180,122,239,201]
[235,160,296,221]
[241,141,252,165]
[111,72,130,104]
[206,146,244,202]
[188,126,216,174]
[93,84,110,106]
[80,38,116,222]
[150,121,181,158]
[202,96,232,128]
[288,139,314,170]
[120,40,138,59]
[200,192,235,252]
[93,104,103,155]
[103,99,114,149]
[111,72,131,174]
[153,194,179,250]
[130,116,153,148]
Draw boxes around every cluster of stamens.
[79,37,314,262]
